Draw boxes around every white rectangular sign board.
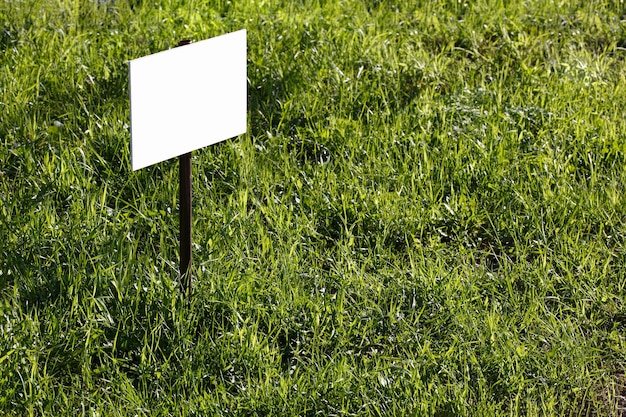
[129,29,247,170]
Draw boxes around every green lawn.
[1,0,625,415]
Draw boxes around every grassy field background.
[1,0,626,415]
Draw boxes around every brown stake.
[177,39,193,296]
[179,152,192,295]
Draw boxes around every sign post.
[129,30,247,295]
[176,39,193,296]
[179,151,192,294]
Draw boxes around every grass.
[1,0,626,415]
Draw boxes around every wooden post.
[179,151,192,295]
[177,39,193,296]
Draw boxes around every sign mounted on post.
[129,30,247,296]
[129,29,247,170]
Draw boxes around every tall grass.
[1,0,625,415]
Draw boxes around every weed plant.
[1,0,625,416]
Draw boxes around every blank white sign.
[130,29,247,170]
